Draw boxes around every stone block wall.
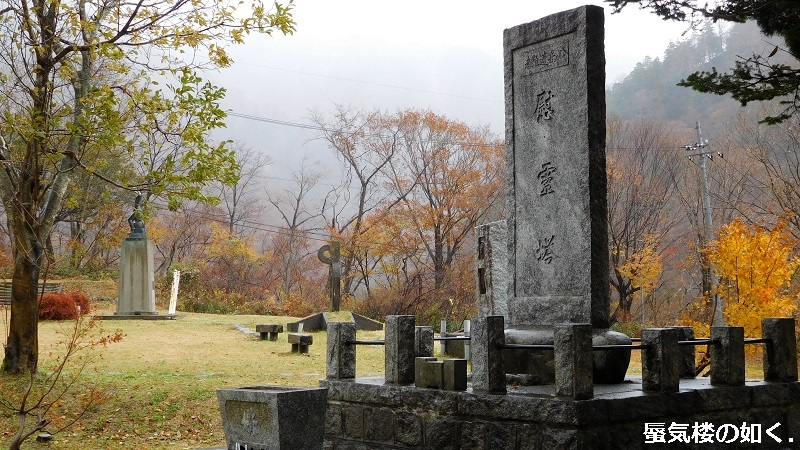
[322,378,800,449]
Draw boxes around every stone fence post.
[554,323,593,399]
[386,315,415,384]
[326,322,356,380]
[471,315,506,394]
[762,318,798,382]
[669,326,696,379]
[642,328,679,393]
[710,326,745,386]
[415,326,434,357]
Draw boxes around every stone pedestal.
[117,238,156,315]
[217,386,327,450]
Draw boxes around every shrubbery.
[39,292,91,320]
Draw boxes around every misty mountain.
[607,21,791,136]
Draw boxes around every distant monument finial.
[317,241,342,312]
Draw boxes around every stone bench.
[256,324,284,341]
[288,333,313,354]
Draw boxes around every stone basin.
[504,326,631,384]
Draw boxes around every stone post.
[327,322,356,380]
[475,221,509,321]
[385,315,415,384]
[710,326,745,386]
[415,326,434,357]
[554,323,593,399]
[471,316,506,394]
[670,326,696,379]
[443,359,468,391]
[414,357,442,389]
[641,328,680,393]
[762,318,798,382]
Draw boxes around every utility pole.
[686,121,724,326]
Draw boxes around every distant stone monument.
[116,194,156,315]
[286,241,382,332]
[502,5,630,382]
[317,241,341,312]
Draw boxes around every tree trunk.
[3,238,42,374]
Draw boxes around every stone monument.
[318,241,342,312]
[286,241,382,332]
[116,194,156,315]
[501,5,630,383]
[321,8,800,448]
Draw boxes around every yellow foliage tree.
[703,219,799,337]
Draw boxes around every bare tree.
[213,144,272,235]
[266,157,327,302]
[311,105,407,297]
[607,117,684,323]
[730,113,800,238]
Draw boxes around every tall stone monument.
[116,194,156,315]
[503,5,630,382]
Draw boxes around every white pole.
[168,270,180,315]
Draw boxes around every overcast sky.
[205,1,689,182]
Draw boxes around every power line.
[147,200,442,255]
[226,110,506,149]
[227,110,691,152]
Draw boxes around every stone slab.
[504,5,609,328]
[256,324,284,333]
[288,333,313,345]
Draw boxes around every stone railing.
[327,315,798,400]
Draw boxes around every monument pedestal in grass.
[116,236,156,316]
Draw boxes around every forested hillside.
[607,21,792,135]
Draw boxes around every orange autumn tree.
[700,219,799,337]
[379,110,505,320]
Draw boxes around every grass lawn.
[0,299,770,449]
[1,302,385,449]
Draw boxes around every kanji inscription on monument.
[505,5,609,327]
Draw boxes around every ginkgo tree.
[0,0,294,374]
[704,219,799,337]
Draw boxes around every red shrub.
[39,292,91,320]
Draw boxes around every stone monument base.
[323,377,800,449]
[504,326,631,384]
[95,313,178,321]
